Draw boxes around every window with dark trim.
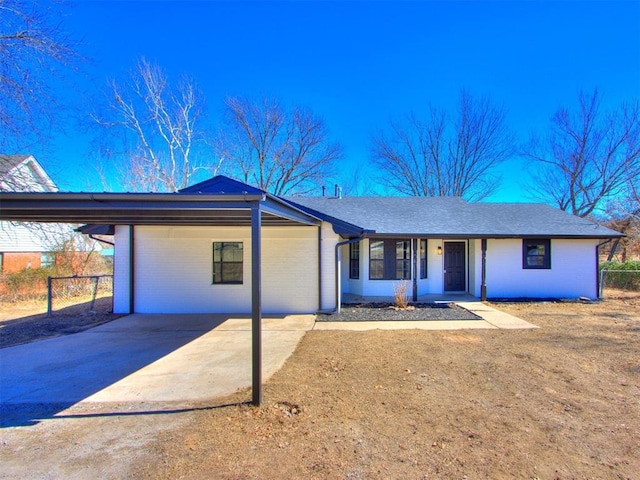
[369,239,411,280]
[349,242,360,279]
[419,239,428,279]
[213,242,243,284]
[523,239,551,269]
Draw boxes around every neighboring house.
[0,175,623,313]
[0,154,58,273]
[0,154,106,275]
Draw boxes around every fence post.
[47,276,53,316]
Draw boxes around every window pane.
[370,241,384,260]
[526,255,544,267]
[420,239,427,279]
[222,243,243,261]
[213,242,243,283]
[370,259,384,279]
[396,240,410,260]
[396,259,410,279]
[523,239,550,269]
[222,263,243,282]
[350,242,360,279]
[350,260,360,279]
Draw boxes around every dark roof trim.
[0,191,265,202]
[77,224,115,235]
[363,233,624,240]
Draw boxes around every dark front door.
[444,242,466,292]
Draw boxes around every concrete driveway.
[0,314,314,426]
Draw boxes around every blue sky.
[44,0,640,201]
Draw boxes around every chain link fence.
[47,275,114,316]
[599,269,640,298]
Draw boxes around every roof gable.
[0,154,31,175]
[179,175,265,196]
[0,154,57,192]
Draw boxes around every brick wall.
[1,252,42,274]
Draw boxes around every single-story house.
[0,175,623,314]
[0,154,58,273]
[0,154,107,274]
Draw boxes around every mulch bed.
[317,302,482,322]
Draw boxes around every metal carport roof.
[0,178,323,408]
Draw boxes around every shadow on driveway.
[0,314,314,427]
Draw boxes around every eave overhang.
[0,191,322,227]
[361,232,625,239]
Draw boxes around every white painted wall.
[320,222,339,310]
[338,237,599,300]
[113,225,131,314]
[114,225,322,314]
[485,238,599,299]
[340,238,447,298]
[469,239,481,298]
[112,225,602,314]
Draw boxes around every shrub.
[600,260,640,291]
[0,267,55,302]
[393,280,410,309]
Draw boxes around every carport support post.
[251,204,263,407]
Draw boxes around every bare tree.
[93,58,220,192]
[370,90,513,201]
[340,163,379,196]
[522,89,640,218]
[0,0,78,151]
[219,96,343,196]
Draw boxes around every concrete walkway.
[313,301,537,331]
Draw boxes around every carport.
[0,177,322,406]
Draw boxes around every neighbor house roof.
[0,154,57,192]
[287,196,622,239]
[0,154,32,175]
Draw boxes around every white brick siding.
[115,225,323,314]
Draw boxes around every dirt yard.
[1,293,639,479]
[0,297,119,348]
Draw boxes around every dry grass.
[132,295,640,480]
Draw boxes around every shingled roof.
[287,196,622,239]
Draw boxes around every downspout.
[334,236,366,314]
[596,238,613,299]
